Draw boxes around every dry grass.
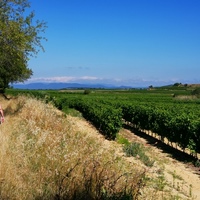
[0,96,149,199]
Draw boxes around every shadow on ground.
[123,124,200,175]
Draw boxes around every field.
[2,85,200,199]
[7,84,200,157]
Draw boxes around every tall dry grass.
[0,96,147,199]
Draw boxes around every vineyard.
[6,86,200,160]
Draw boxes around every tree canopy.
[0,0,47,92]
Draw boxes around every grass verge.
[0,96,146,200]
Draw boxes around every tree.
[148,85,153,90]
[0,0,47,93]
[173,82,182,87]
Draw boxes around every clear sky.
[27,0,200,87]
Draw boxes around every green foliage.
[83,89,91,95]
[116,134,130,146]
[121,102,200,155]
[0,0,47,92]
[62,107,82,117]
[124,142,142,157]
[6,88,200,156]
[123,142,154,167]
[71,99,123,140]
[194,159,200,167]
[153,174,167,191]
[173,83,182,87]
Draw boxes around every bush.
[123,142,154,167]
[116,134,130,146]
[194,159,200,167]
[84,89,91,95]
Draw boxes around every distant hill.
[158,83,200,90]
[12,82,133,90]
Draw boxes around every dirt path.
[120,128,200,200]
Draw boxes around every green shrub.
[84,89,91,95]
[116,134,130,146]
[123,142,154,167]
[194,159,200,167]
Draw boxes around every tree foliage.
[0,0,47,92]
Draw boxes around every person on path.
[0,104,5,123]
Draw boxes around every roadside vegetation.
[116,134,154,167]
[0,96,148,199]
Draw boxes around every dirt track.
[120,127,200,200]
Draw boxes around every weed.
[123,142,154,167]
[62,107,83,117]
[156,174,167,191]
[189,184,193,197]
[194,159,200,167]
[116,134,130,145]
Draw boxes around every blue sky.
[27,0,200,87]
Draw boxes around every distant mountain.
[13,82,133,90]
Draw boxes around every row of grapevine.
[6,89,200,156]
[49,96,122,140]
[120,103,200,155]
[66,99,122,139]
[54,96,200,156]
